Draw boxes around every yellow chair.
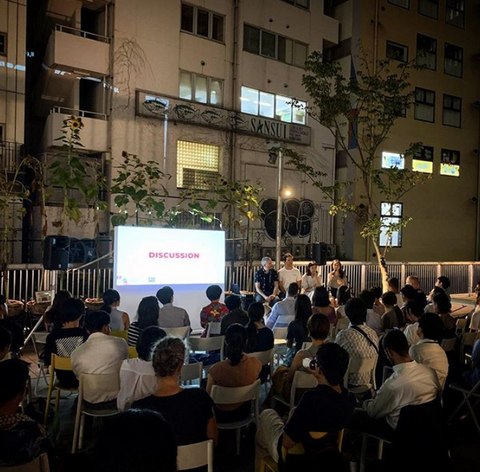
[44,354,77,425]
[128,346,138,358]
[111,330,128,342]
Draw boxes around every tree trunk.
[372,238,390,293]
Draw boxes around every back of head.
[0,325,12,351]
[49,290,73,327]
[61,298,85,324]
[225,324,247,366]
[406,275,420,289]
[84,310,111,333]
[337,286,351,306]
[248,302,264,323]
[400,284,416,300]
[312,286,330,307]
[405,300,424,319]
[246,302,265,351]
[0,359,29,406]
[381,291,397,307]
[419,312,445,341]
[225,294,241,311]
[136,326,167,361]
[382,329,409,357]
[92,409,177,472]
[156,286,174,305]
[206,284,222,302]
[316,343,349,386]
[308,313,330,340]
[344,298,367,325]
[359,289,375,309]
[370,286,382,300]
[137,296,160,329]
[52,290,72,310]
[103,289,120,306]
[437,276,450,290]
[388,277,399,291]
[287,282,299,297]
[433,291,451,313]
[152,337,186,377]
[295,294,312,325]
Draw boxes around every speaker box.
[43,236,70,270]
[312,242,328,265]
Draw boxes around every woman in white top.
[327,260,348,298]
[469,292,480,332]
[102,289,130,331]
[117,326,166,409]
[335,286,351,319]
[301,262,323,300]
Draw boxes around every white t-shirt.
[278,267,301,292]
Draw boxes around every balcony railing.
[50,106,108,121]
[55,24,110,44]
[0,141,23,173]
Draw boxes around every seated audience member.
[0,326,12,362]
[409,313,449,389]
[117,326,166,410]
[133,337,217,445]
[335,298,379,388]
[312,286,336,324]
[388,277,402,308]
[0,359,53,467]
[469,292,480,332]
[156,286,191,328]
[207,324,262,423]
[436,276,451,301]
[301,262,322,300]
[335,286,351,319]
[267,313,330,405]
[221,295,249,335]
[200,285,229,337]
[101,289,130,331]
[403,301,425,346]
[463,339,480,388]
[266,282,298,329]
[44,298,88,388]
[349,330,440,441]
[361,290,382,335]
[71,311,128,404]
[433,292,456,338]
[406,275,427,308]
[0,294,7,318]
[92,409,177,472]
[44,290,72,330]
[371,286,385,317]
[286,295,313,364]
[128,296,160,346]
[380,291,404,331]
[400,284,417,322]
[256,344,356,467]
[425,286,445,314]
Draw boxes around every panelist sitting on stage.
[278,253,302,297]
[200,285,229,337]
[254,257,279,305]
[156,286,191,328]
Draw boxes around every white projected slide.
[114,227,225,331]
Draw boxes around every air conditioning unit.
[325,243,337,259]
[293,244,306,259]
[183,168,218,189]
[261,247,275,259]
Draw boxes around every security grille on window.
[388,0,409,9]
[414,88,435,123]
[0,33,5,55]
[440,149,460,177]
[418,0,438,19]
[240,86,307,125]
[444,43,463,78]
[386,41,408,62]
[413,145,434,173]
[446,0,465,28]
[177,140,221,189]
[243,24,308,67]
[380,203,403,247]
[181,3,224,42]
[179,71,223,107]
[443,94,461,128]
[416,34,437,70]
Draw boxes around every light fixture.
[268,150,278,165]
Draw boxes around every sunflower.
[69,117,84,130]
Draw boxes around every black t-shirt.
[254,268,278,296]
[220,309,249,335]
[132,388,214,445]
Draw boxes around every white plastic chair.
[72,372,120,453]
[207,322,222,337]
[272,327,288,366]
[189,336,225,375]
[0,453,50,472]
[456,318,467,336]
[210,379,261,455]
[334,318,349,336]
[345,356,378,394]
[246,348,274,384]
[458,331,480,363]
[160,326,190,340]
[301,341,312,350]
[180,362,203,384]
[273,370,318,410]
[177,439,213,472]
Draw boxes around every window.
[240,86,307,124]
[382,152,405,169]
[415,88,435,122]
[388,0,409,9]
[386,41,408,62]
[280,0,310,9]
[181,3,224,42]
[179,71,223,107]
[413,145,434,173]
[0,123,4,142]
[440,149,460,177]
[444,43,463,78]
[0,33,5,55]
[446,0,465,28]
[380,203,403,247]
[416,34,436,70]
[177,140,221,189]
[443,94,461,128]
[243,24,308,67]
[418,0,438,19]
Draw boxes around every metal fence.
[2,261,480,303]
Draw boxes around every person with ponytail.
[380,291,405,332]
[207,324,262,423]
[101,289,130,331]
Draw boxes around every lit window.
[240,87,259,115]
[440,149,460,177]
[443,94,461,128]
[209,79,223,106]
[382,152,405,169]
[414,88,435,123]
[177,140,221,189]
[195,76,208,104]
[446,0,464,28]
[388,0,409,9]
[0,33,6,55]
[179,71,223,107]
[418,0,438,19]
[275,95,292,122]
[380,202,403,247]
[181,3,224,42]
[444,43,463,78]
[413,145,434,173]
[179,71,192,100]
[386,41,408,62]
[416,34,437,70]
[259,91,275,118]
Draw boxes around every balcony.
[0,141,23,173]
[44,25,110,77]
[43,107,108,152]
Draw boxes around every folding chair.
[0,453,50,472]
[177,439,213,472]
[345,356,378,394]
[210,379,261,455]
[440,337,456,353]
[180,361,203,385]
[207,322,222,337]
[161,326,190,339]
[273,327,288,366]
[72,372,120,453]
[273,370,318,410]
[448,378,480,434]
[189,335,225,376]
[246,348,275,386]
[127,346,138,359]
[456,318,467,336]
[458,332,480,364]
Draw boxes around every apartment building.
[328,0,480,262]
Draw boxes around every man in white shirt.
[71,311,128,404]
[277,253,301,297]
[266,283,298,329]
[349,329,440,441]
[156,286,191,328]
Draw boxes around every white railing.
[51,106,108,121]
[1,261,479,302]
[55,24,110,44]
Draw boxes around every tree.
[286,52,430,291]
